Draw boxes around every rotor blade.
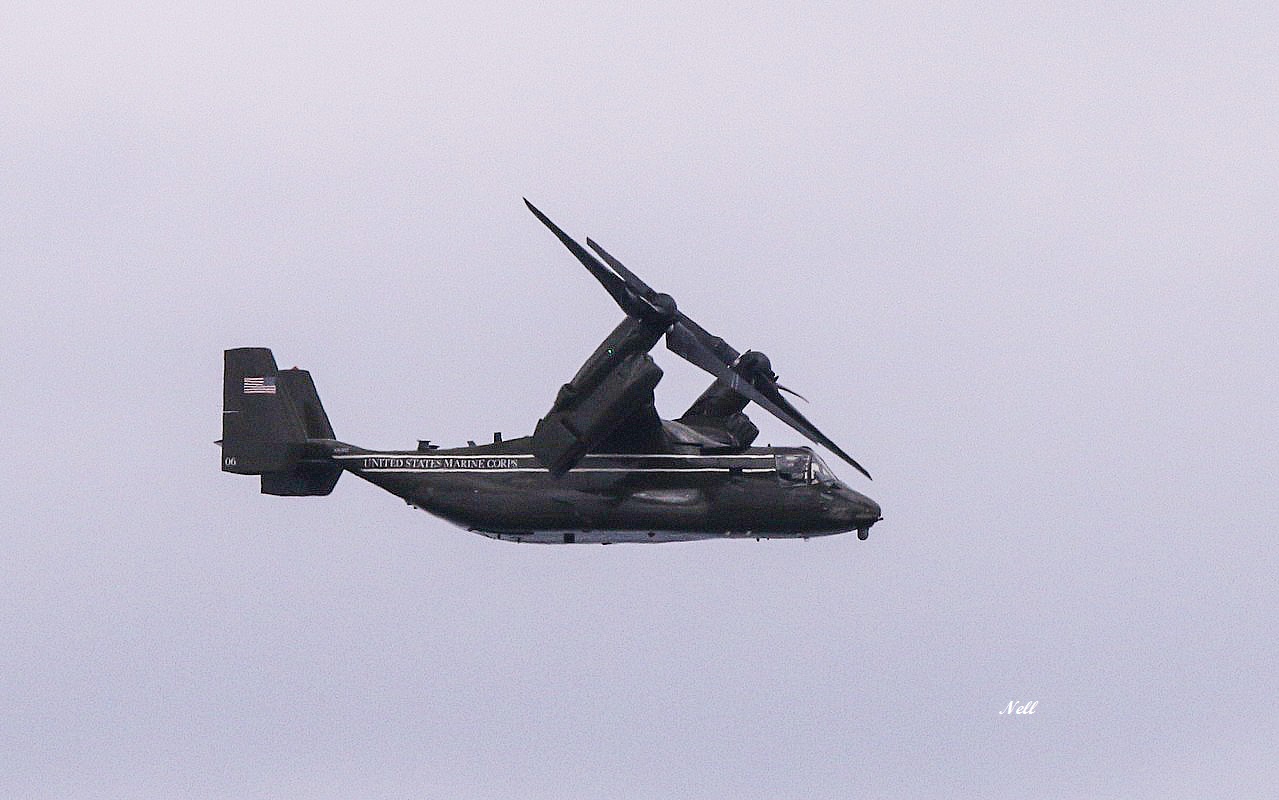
[524,199,643,317]
[672,311,740,366]
[666,322,872,480]
[776,384,809,403]
[586,237,656,299]
[750,377,873,481]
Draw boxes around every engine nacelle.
[531,352,663,475]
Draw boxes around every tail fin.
[221,348,341,496]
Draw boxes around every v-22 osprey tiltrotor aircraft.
[220,200,881,544]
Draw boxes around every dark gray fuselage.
[328,438,880,544]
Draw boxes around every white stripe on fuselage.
[331,452,777,474]
[330,453,776,460]
[359,467,776,474]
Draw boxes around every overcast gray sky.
[3,2,1276,797]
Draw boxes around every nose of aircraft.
[849,490,881,523]
[832,486,881,538]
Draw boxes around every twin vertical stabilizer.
[221,347,341,496]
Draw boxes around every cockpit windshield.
[809,453,837,485]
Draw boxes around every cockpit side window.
[775,453,811,484]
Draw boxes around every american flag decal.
[243,376,277,394]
